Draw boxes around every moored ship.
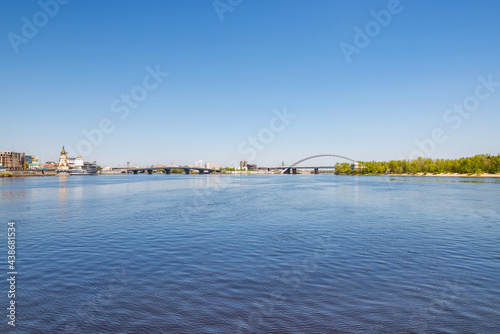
[70,164,98,175]
[70,157,98,175]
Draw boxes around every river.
[1,174,499,333]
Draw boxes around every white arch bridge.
[258,154,360,174]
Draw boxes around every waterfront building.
[240,160,248,169]
[58,146,69,168]
[67,155,84,168]
[57,146,71,175]
[25,155,35,165]
[28,156,42,170]
[205,161,220,170]
[0,151,26,170]
[351,162,361,170]
[65,154,92,171]
[44,161,56,168]
[75,156,84,168]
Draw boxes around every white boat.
[70,165,98,175]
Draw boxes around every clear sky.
[1,0,499,167]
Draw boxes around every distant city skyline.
[1,1,500,167]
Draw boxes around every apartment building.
[0,151,26,170]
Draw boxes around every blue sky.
[1,0,499,167]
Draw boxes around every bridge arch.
[283,154,358,173]
[289,154,357,167]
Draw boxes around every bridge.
[277,154,359,174]
[112,167,219,175]
[258,165,337,174]
[109,154,359,175]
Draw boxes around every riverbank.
[2,170,57,177]
[3,171,500,178]
[378,172,500,178]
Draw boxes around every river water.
[1,174,499,333]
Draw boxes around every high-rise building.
[0,151,25,170]
[240,160,248,169]
[205,162,220,170]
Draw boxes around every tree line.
[335,154,500,175]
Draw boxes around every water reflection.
[0,178,28,200]
[58,176,69,220]
[58,176,68,201]
[389,177,500,184]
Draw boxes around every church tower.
[58,146,68,168]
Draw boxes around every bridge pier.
[292,168,297,175]
[314,168,319,175]
[184,168,191,174]
[147,169,153,174]
[133,170,138,174]
[165,169,170,175]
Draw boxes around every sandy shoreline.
[383,173,500,178]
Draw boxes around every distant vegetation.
[335,154,500,175]
[170,169,186,174]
